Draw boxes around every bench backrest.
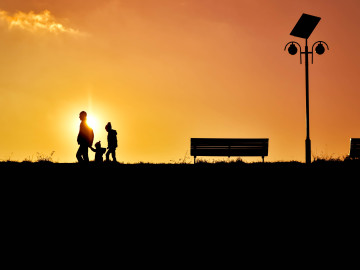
[191,138,269,157]
[350,138,360,157]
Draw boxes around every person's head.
[95,141,101,148]
[105,122,112,132]
[79,111,87,121]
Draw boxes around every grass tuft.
[35,151,55,163]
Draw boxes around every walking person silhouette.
[76,111,94,163]
[105,122,117,162]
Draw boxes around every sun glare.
[86,115,98,131]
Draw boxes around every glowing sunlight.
[86,115,99,133]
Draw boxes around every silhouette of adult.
[76,111,94,163]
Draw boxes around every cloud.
[0,9,80,34]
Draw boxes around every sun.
[86,115,98,131]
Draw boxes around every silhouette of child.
[105,122,118,162]
[90,141,107,163]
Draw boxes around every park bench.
[190,138,269,163]
[349,138,360,159]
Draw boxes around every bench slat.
[192,149,268,157]
[191,138,268,146]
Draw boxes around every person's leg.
[76,146,83,163]
[106,149,110,161]
[111,148,117,162]
[83,146,89,163]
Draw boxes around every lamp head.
[288,43,298,55]
[315,43,325,55]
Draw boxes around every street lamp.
[284,13,329,164]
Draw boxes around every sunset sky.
[1,0,359,163]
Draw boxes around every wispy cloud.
[0,9,80,35]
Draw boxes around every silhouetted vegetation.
[1,156,359,182]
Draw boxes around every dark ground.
[2,160,358,207]
[1,160,358,266]
[1,158,359,179]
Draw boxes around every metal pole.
[305,39,311,164]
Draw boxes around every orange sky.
[0,0,359,163]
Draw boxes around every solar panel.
[290,13,321,39]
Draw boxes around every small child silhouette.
[105,122,118,162]
[90,141,107,163]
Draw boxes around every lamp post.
[284,14,329,164]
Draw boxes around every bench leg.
[194,156,196,164]
[262,156,264,163]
